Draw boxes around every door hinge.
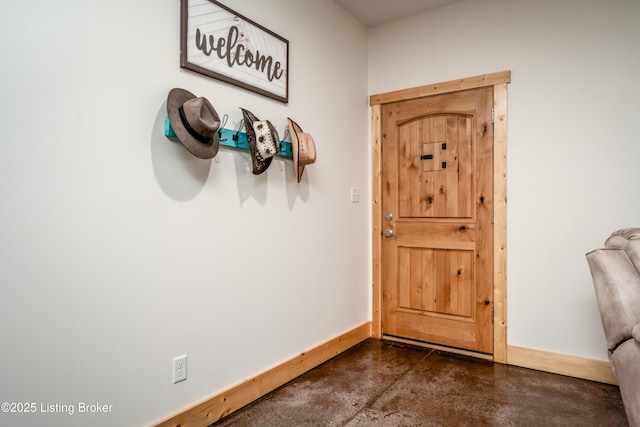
[491,107,495,124]
[491,307,494,324]
[491,207,494,224]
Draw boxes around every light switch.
[351,187,360,203]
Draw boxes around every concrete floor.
[212,338,627,426]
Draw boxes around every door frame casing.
[370,71,510,363]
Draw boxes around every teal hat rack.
[164,116,293,158]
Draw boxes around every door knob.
[385,229,397,238]
[385,212,394,221]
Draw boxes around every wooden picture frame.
[180,0,289,103]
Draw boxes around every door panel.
[398,247,473,318]
[398,115,473,219]
[382,87,494,353]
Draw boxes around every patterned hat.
[240,108,281,175]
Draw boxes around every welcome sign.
[180,0,289,103]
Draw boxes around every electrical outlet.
[173,354,187,384]
[350,187,360,203]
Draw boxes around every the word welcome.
[195,26,284,82]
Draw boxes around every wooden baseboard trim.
[152,322,372,427]
[507,345,617,385]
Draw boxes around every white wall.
[4,0,636,424]
[368,0,640,360]
[0,1,368,426]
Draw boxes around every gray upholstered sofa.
[586,228,640,427]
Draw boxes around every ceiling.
[332,0,464,28]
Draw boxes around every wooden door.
[382,87,494,354]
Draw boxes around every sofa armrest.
[605,228,640,274]
[586,248,640,352]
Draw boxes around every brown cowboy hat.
[240,108,280,175]
[287,118,317,182]
[167,88,220,159]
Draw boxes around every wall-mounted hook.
[165,116,293,158]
